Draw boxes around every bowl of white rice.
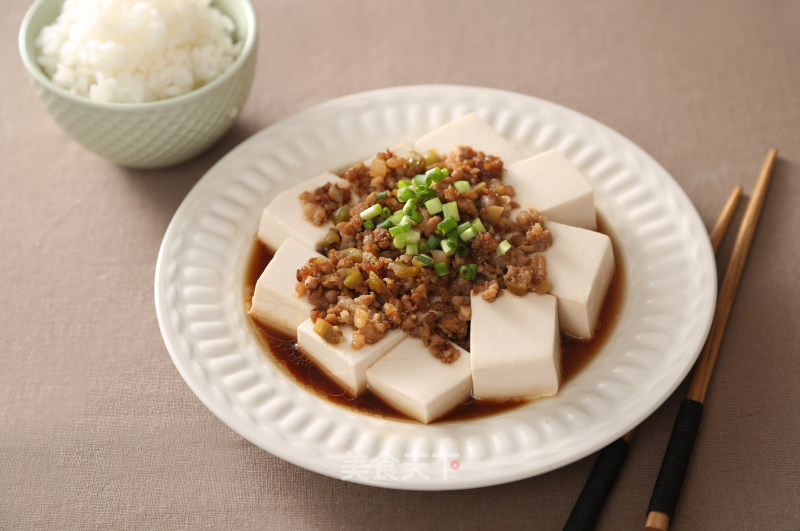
[19,0,257,168]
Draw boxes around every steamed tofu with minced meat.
[504,149,597,231]
[249,238,321,337]
[470,293,561,400]
[257,172,347,252]
[543,221,615,340]
[415,113,525,166]
[366,337,472,424]
[297,321,404,396]
[247,112,620,423]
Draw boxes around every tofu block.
[470,293,561,400]
[414,112,524,165]
[257,172,345,252]
[544,221,615,339]
[366,337,473,424]
[248,238,321,337]
[297,320,404,396]
[505,149,597,230]
[363,142,413,165]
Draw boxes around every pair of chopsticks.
[564,149,778,531]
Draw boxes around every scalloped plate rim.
[155,84,716,490]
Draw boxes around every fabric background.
[2,1,798,529]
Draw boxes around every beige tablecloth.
[2,1,799,529]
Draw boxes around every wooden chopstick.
[645,148,778,531]
[562,185,743,531]
[708,186,744,253]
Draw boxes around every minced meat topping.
[296,146,553,363]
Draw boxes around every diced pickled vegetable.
[368,271,389,295]
[318,228,341,254]
[341,268,364,288]
[423,149,439,166]
[314,318,343,344]
[342,248,363,262]
[331,205,351,224]
[404,151,426,174]
[389,261,422,278]
[485,205,504,224]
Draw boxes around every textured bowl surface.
[18,0,257,168]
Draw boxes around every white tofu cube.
[414,112,524,165]
[544,221,615,339]
[470,293,561,400]
[257,172,345,252]
[366,337,473,424]
[363,142,413,165]
[297,320,404,396]
[505,149,597,230]
[248,238,321,337]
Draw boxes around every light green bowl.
[18,0,258,169]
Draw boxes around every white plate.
[155,85,716,490]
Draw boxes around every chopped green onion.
[471,218,487,233]
[397,179,412,189]
[398,187,416,202]
[456,221,472,234]
[381,206,392,219]
[416,253,433,266]
[454,180,471,193]
[455,243,468,257]
[406,242,419,256]
[393,234,407,248]
[434,262,450,276]
[459,265,474,280]
[446,229,460,244]
[376,191,388,200]
[415,185,437,199]
[390,210,404,225]
[413,173,427,185]
[405,230,421,243]
[424,197,443,215]
[427,234,441,250]
[442,201,459,221]
[437,216,458,235]
[441,168,450,177]
[402,200,417,214]
[474,200,482,211]
[425,167,447,184]
[400,215,412,226]
[419,239,429,252]
[389,223,411,236]
[459,227,478,242]
[497,239,512,255]
[376,218,393,230]
[360,204,382,220]
[363,219,375,230]
[409,209,423,224]
[440,239,457,256]
[469,263,477,277]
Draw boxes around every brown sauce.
[243,218,625,423]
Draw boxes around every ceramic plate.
[155,85,716,490]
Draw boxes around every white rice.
[35,0,242,103]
